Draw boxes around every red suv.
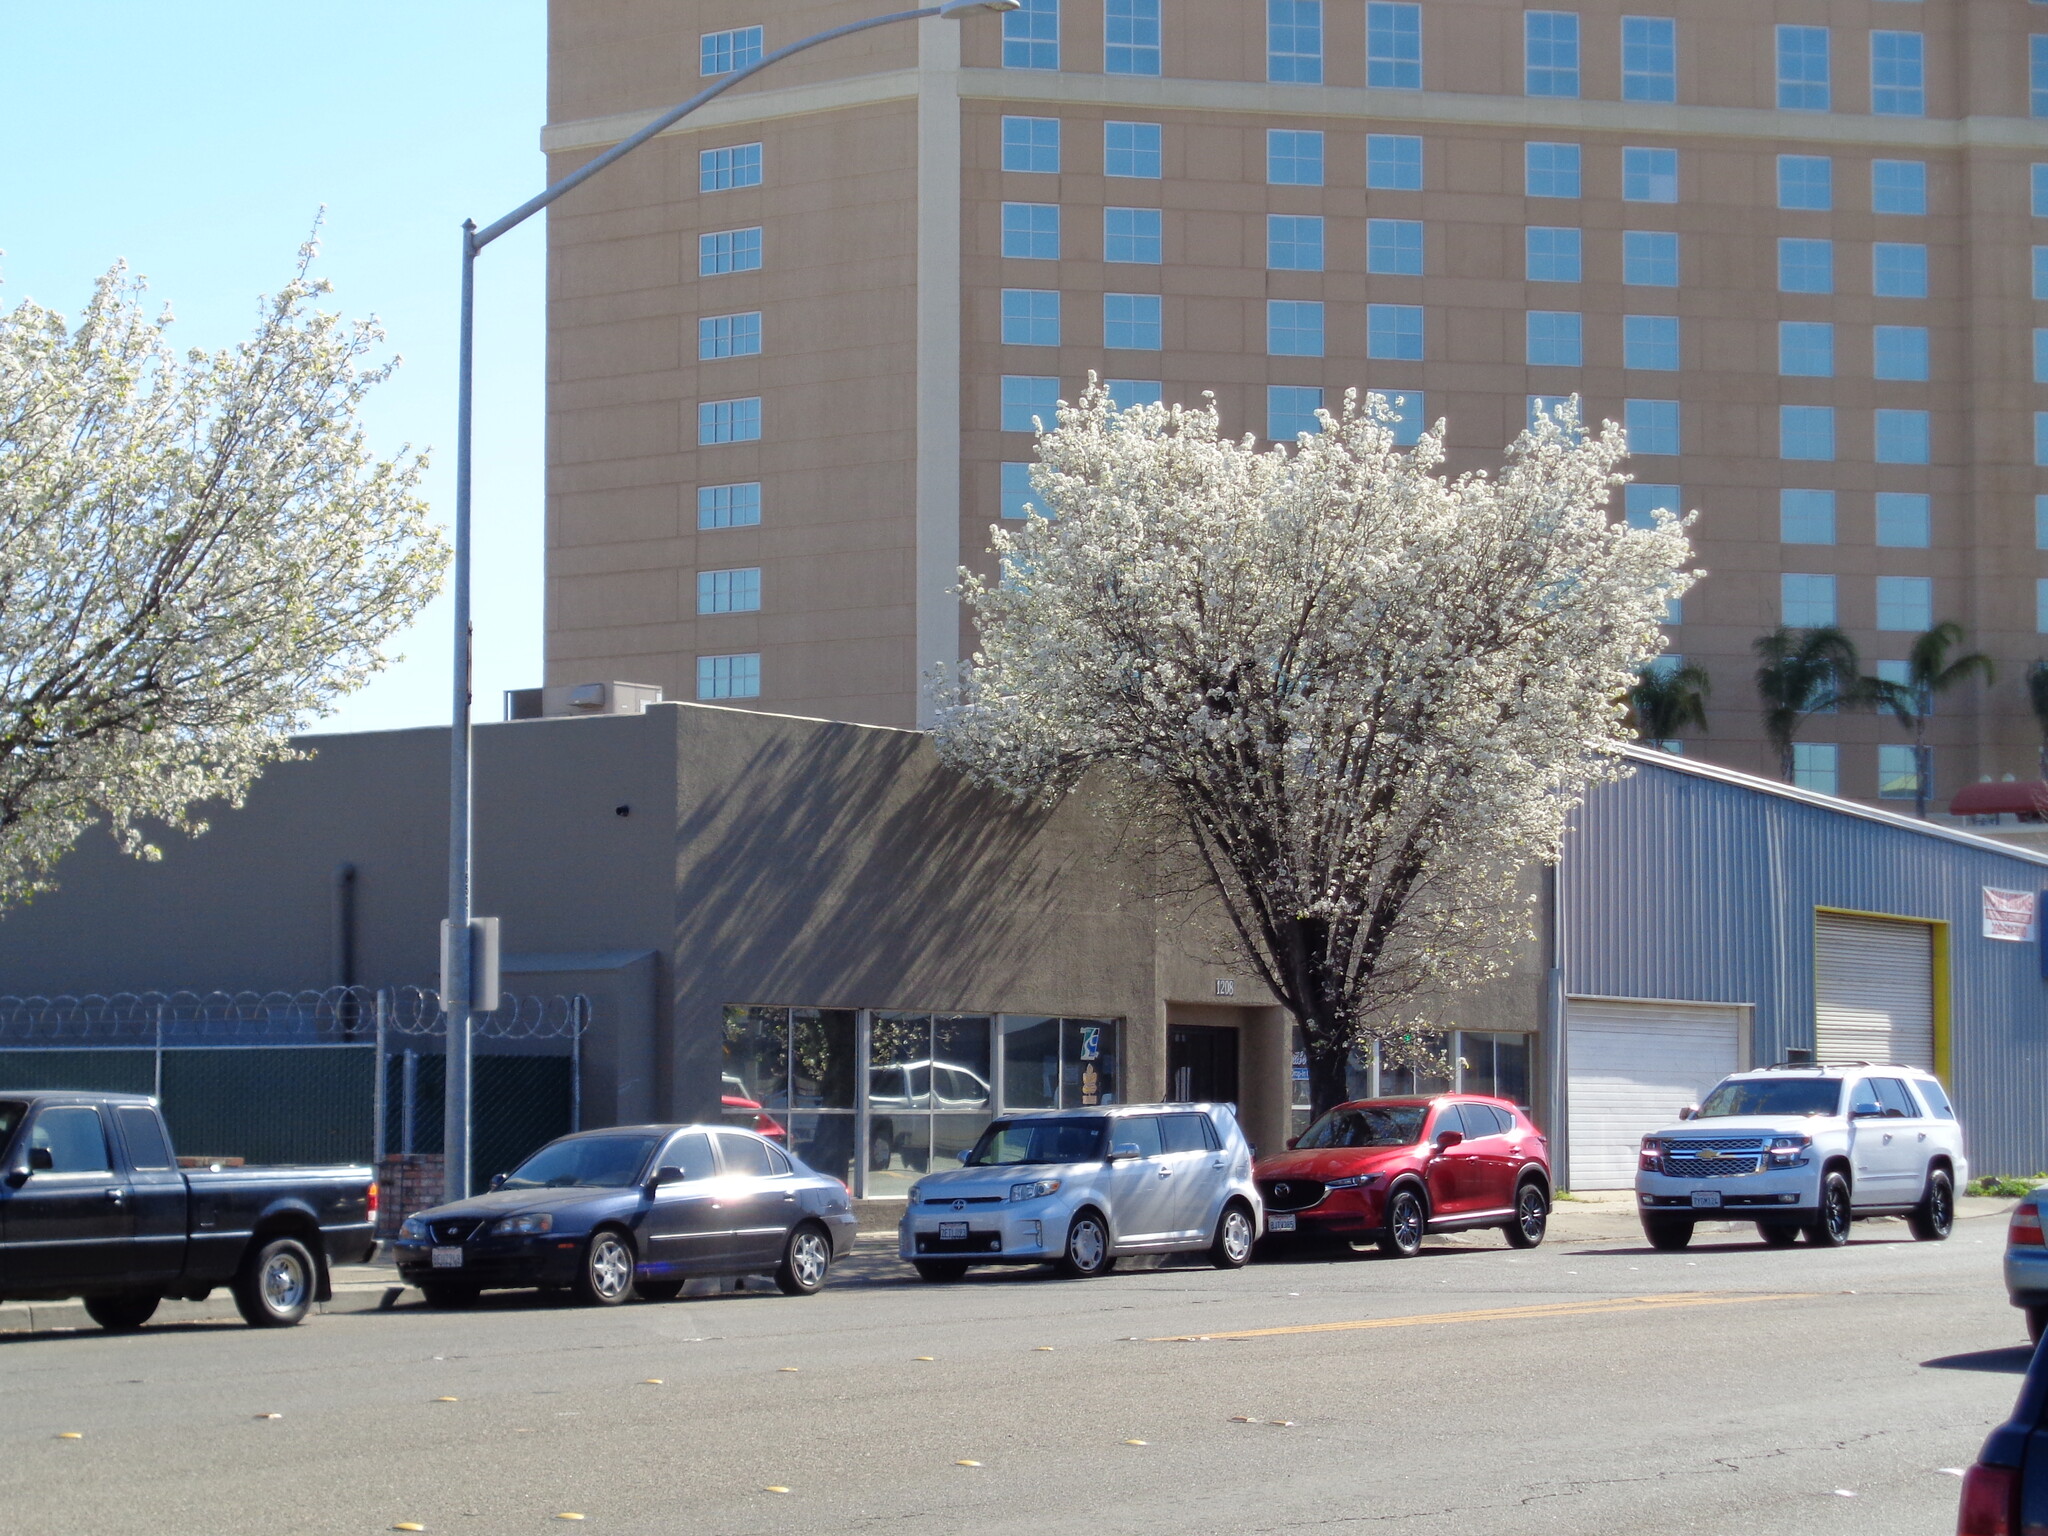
[1254,1096,1552,1257]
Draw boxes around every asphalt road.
[0,1209,2026,1536]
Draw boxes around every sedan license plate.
[938,1221,968,1241]
[431,1245,465,1268]
[1268,1212,1297,1232]
[1690,1190,1722,1210]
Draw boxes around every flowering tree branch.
[0,244,446,908]
[934,382,1695,1118]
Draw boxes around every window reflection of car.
[867,1060,992,1171]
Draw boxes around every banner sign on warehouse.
[1982,886,2038,942]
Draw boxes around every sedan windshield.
[1297,1105,1426,1149]
[964,1118,1108,1167]
[502,1136,662,1190]
[1696,1078,1841,1119]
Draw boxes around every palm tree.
[2029,660,2048,783]
[1626,661,1711,750]
[1754,626,1863,784]
[1866,622,1994,819]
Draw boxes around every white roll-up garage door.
[1814,913,1935,1069]
[1566,999,1745,1190]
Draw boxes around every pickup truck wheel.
[1756,1222,1802,1248]
[1504,1182,1548,1249]
[1642,1215,1694,1251]
[1907,1169,1954,1242]
[1806,1172,1853,1247]
[233,1236,315,1327]
[84,1293,160,1331]
[572,1229,636,1306]
[1377,1187,1427,1258]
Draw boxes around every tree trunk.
[1914,740,1930,821]
[1304,1032,1355,1123]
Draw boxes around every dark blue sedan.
[391,1124,858,1307]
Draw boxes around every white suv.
[1634,1064,1966,1251]
[898,1104,1262,1280]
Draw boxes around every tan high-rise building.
[543,0,2048,803]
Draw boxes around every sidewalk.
[1530,1186,2016,1245]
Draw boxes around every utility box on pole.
[439,917,501,1012]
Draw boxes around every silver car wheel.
[790,1230,830,1289]
[589,1233,633,1300]
[262,1249,308,1313]
[1221,1209,1253,1264]
[1069,1216,1108,1273]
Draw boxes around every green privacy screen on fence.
[383,1052,575,1188]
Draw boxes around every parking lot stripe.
[1150,1291,1819,1342]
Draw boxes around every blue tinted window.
[1624,314,1680,371]
[1103,293,1162,350]
[1878,493,1931,549]
[1002,117,1060,173]
[1002,203,1061,260]
[1104,121,1161,178]
[1525,226,1582,282]
[1001,375,1061,432]
[1623,231,1679,287]
[1104,0,1160,76]
[1269,0,1324,83]
[1001,289,1061,346]
[1268,130,1325,186]
[1527,310,1584,367]
[1777,155,1832,211]
[1874,408,1930,464]
[699,227,763,276]
[1621,17,1676,102]
[1871,160,1927,215]
[1268,385,1325,439]
[1368,135,1423,189]
[1780,489,1836,545]
[1874,325,1930,382]
[1777,320,1834,377]
[1622,147,1678,203]
[1626,399,1680,455]
[1780,405,1836,461]
[1777,25,1831,111]
[700,27,763,76]
[1873,243,1928,299]
[1268,215,1326,271]
[1526,142,1582,198]
[1268,300,1326,357]
[1368,3,1422,88]
[1003,0,1060,70]
[1525,11,1580,97]
[1870,31,1924,117]
[1778,238,1834,294]
[1104,207,1162,264]
[1368,219,1424,275]
[699,144,763,192]
[1367,304,1424,360]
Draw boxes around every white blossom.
[0,243,446,909]
[934,382,1695,1116]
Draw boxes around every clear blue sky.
[1,3,551,735]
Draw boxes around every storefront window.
[1457,1031,1532,1109]
[721,1006,788,1108]
[867,1013,995,1197]
[1377,1030,1452,1096]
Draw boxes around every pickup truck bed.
[0,1090,377,1329]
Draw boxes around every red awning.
[1949,781,2048,818]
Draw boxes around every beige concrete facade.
[544,0,2048,803]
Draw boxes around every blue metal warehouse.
[1554,749,2048,1186]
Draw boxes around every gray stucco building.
[1,701,2044,1189]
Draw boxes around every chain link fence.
[0,987,589,1210]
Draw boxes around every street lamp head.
[939,0,1021,15]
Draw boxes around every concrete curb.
[0,1282,403,1335]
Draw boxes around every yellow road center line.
[1150,1291,1819,1342]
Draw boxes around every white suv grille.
[1660,1137,1766,1179]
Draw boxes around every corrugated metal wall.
[1565,754,2048,1177]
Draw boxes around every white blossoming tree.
[934,384,1694,1119]
[0,247,446,908]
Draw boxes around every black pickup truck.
[0,1091,377,1330]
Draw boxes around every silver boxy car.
[897,1103,1263,1280]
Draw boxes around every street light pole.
[441,0,1018,1203]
